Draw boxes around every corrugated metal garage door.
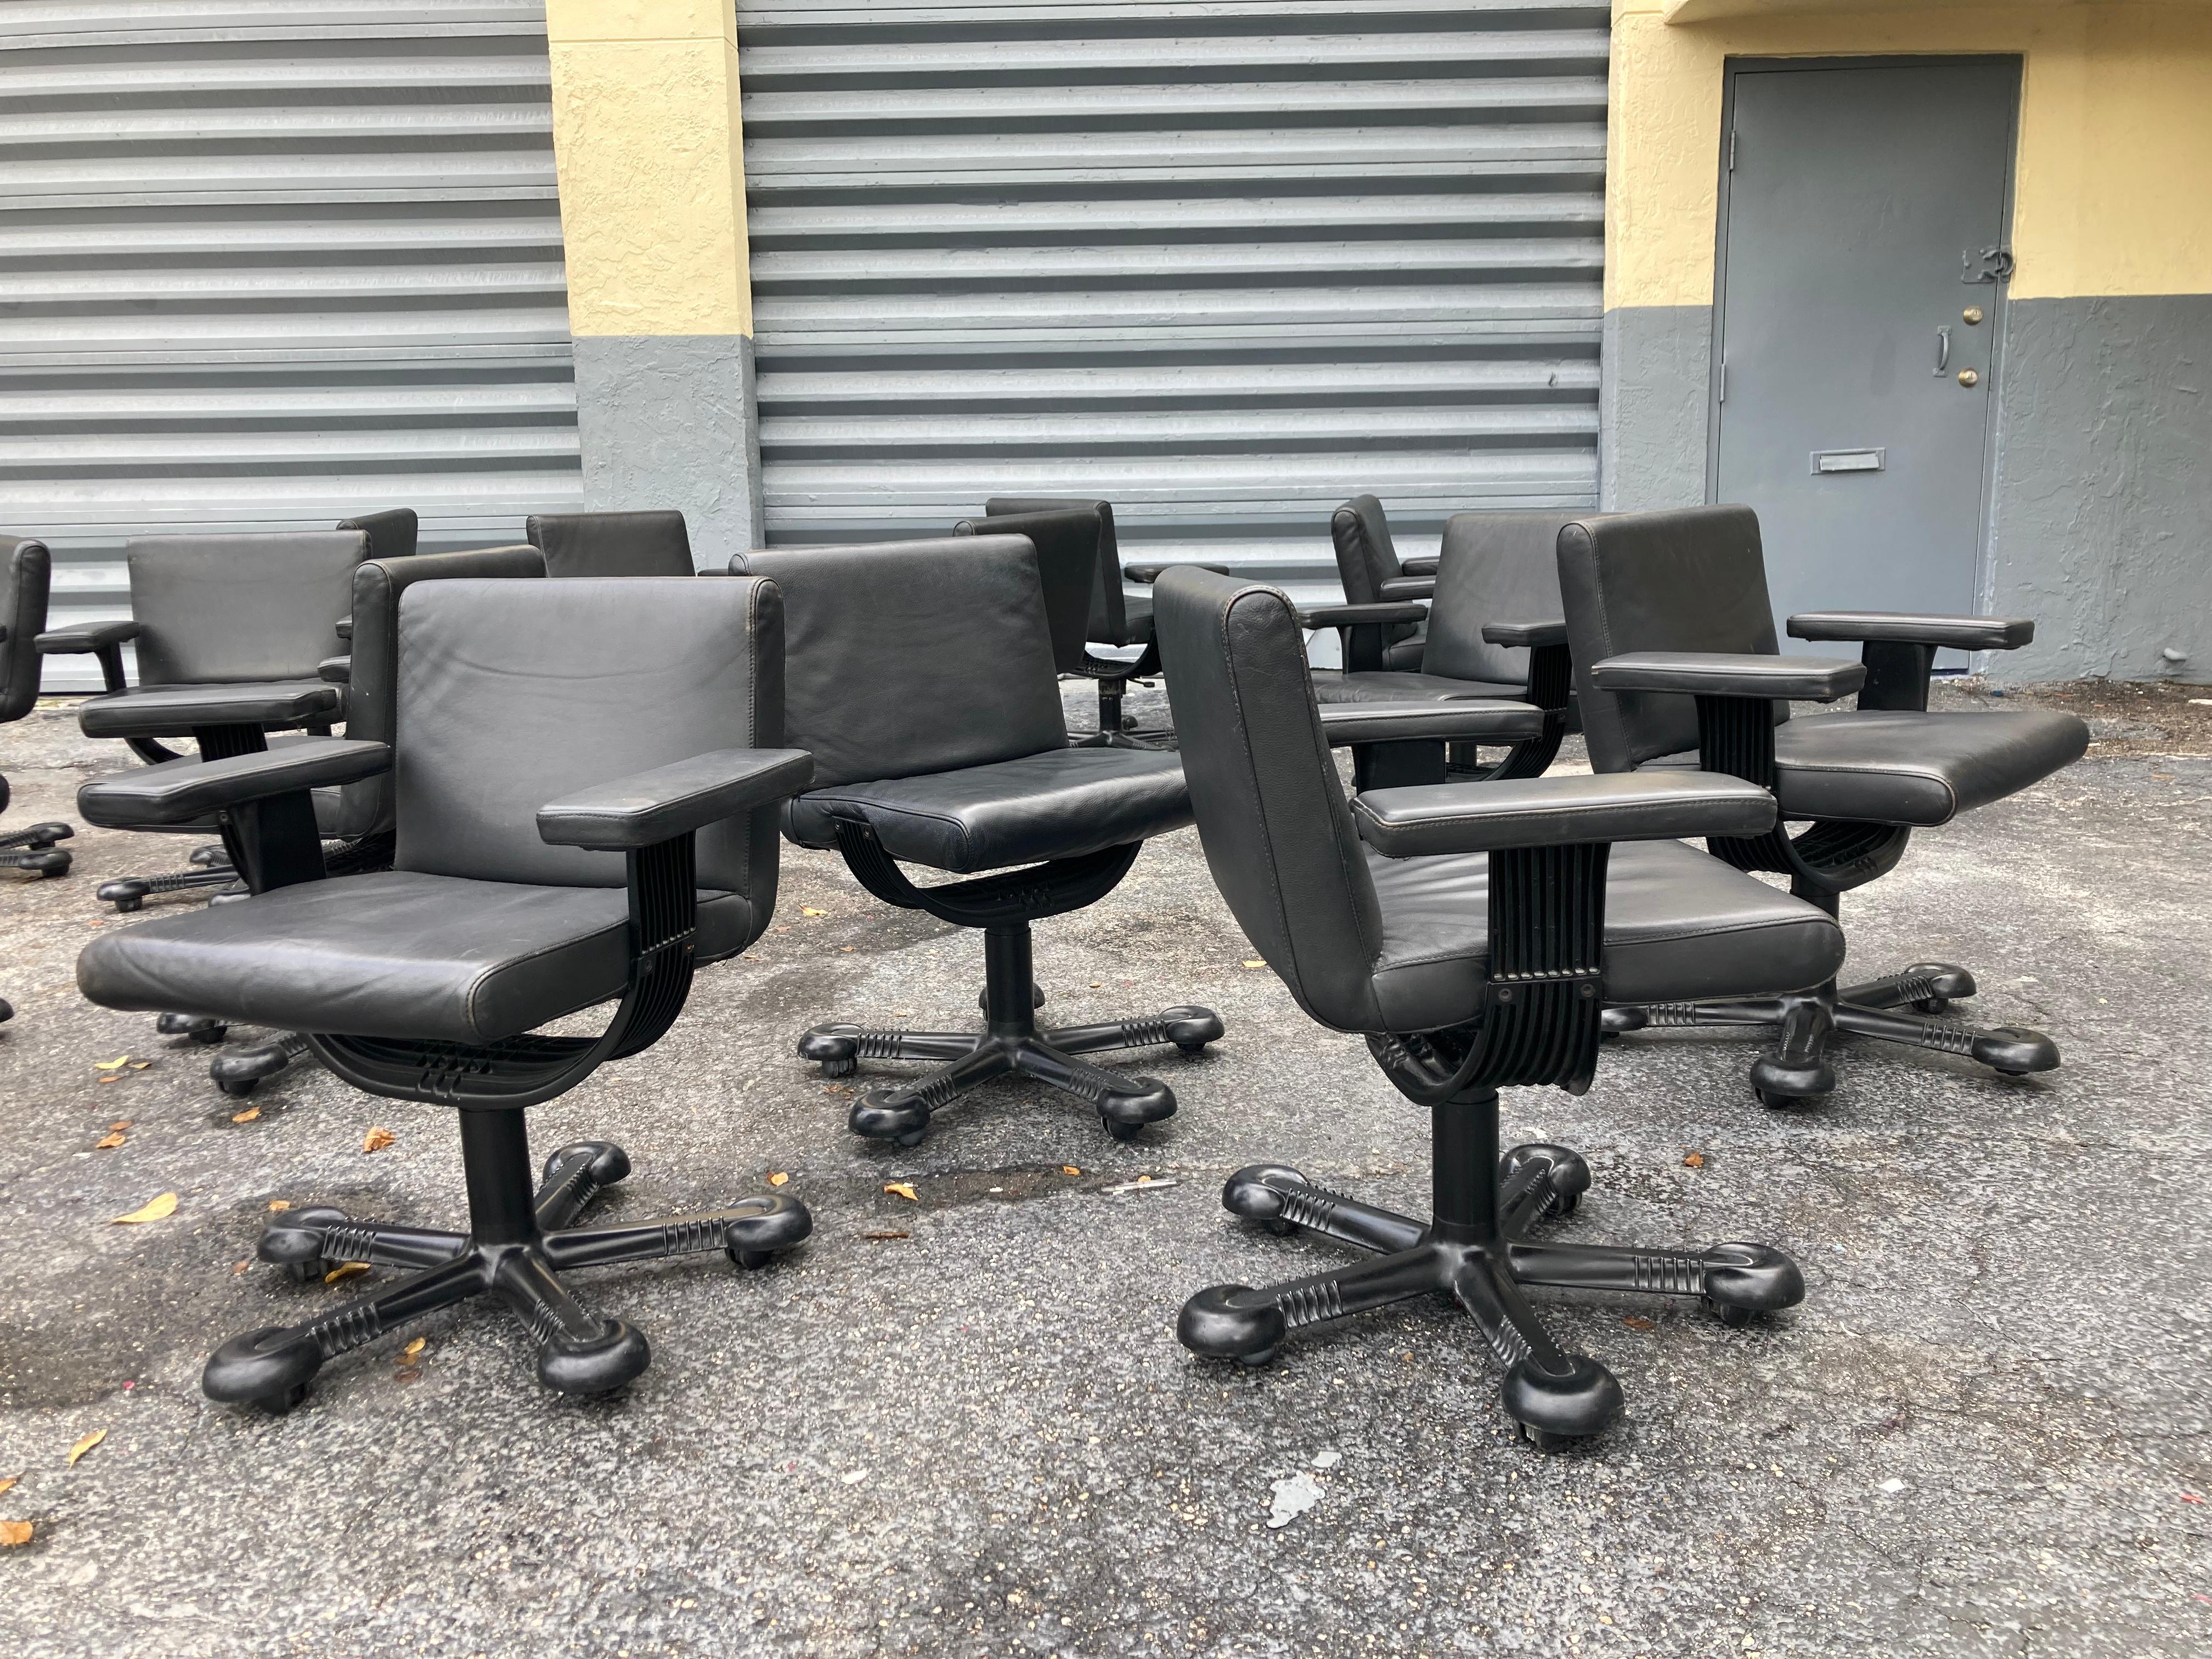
[0,1,582,688]
[736,0,1607,606]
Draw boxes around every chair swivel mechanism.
[1152,566,1846,1448]
[75,575,814,1412]
[730,535,1224,1146]
[1,536,73,896]
[180,543,549,1096]
[527,509,696,577]
[1311,500,1583,788]
[1558,506,2090,1106]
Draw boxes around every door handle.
[1934,326,1951,374]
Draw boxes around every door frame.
[1705,55,2023,617]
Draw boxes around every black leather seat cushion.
[1111,588,1154,647]
[1364,839,1844,1031]
[1645,709,2089,827]
[787,747,1192,873]
[1311,669,1524,706]
[1382,630,1427,672]
[77,872,755,1045]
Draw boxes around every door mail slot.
[1812,448,1885,474]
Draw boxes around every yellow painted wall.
[1609,1,2212,308]
[544,0,752,337]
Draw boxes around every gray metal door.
[1713,60,2018,648]
[0,2,583,689]
[736,1,1609,605]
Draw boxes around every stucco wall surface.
[573,335,765,563]
[1600,304,1715,510]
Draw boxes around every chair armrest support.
[1351,772,1776,857]
[1787,611,2033,652]
[77,738,390,827]
[1122,561,1233,584]
[77,680,345,740]
[334,617,353,642]
[1376,575,1435,602]
[1397,557,1439,578]
[319,654,351,684]
[1298,601,1429,631]
[538,747,815,850]
[1482,617,1568,648]
[1589,650,1866,703]
[1318,700,1545,748]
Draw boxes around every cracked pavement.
[0,683,2208,1657]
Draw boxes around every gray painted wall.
[1600,304,1713,511]
[1985,292,2211,683]
[573,335,764,567]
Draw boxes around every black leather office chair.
[1310,506,1582,787]
[38,532,368,912]
[730,534,1224,1145]
[1328,493,1437,670]
[1558,505,2089,1105]
[527,510,694,577]
[950,506,1101,682]
[1,537,72,906]
[336,509,417,564]
[183,543,549,1095]
[76,575,814,1413]
[1152,566,1842,1448]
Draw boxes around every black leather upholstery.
[1315,701,1543,748]
[786,746,1191,872]
[1330,494,1425,668]
[1,535,52,724]
[1424,511,1579,686]
[1152,566,1844,1035]
[336,509,417,564]
[1590,651,1865,702]
[1788,611,2034,651]
[730,538,1065,788]
[1311,669,1522,706]
[983,497,1148,647]
[527,510,694,579]
[78,738,391,826]
[126,532,364,687]
[951,507,1098,674]
[1351,771,1776,856]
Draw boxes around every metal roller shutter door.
[0,1,583,689]
[736,0,1607,614]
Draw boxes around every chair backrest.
[1,535,50,725]
[125,532,366,687]
[336,509,417,563]
[729,536,1065,788]
[1421,511,1579,686]
[983,495,1129,644]
[1556,505,1787,772]
[1153,566,1389,1034]
[1329,493,1403,604]
[526,510,694,578]
[951,506,1098,674]
[392,575,782,906]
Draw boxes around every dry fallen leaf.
[0,1520,31,1548]
[94,1132,126,1150]
[362,1127,396,1153]
[861,1229,910,1241]
[325,1262,369,1285]
[230,1107,261,1124]
[394,1367,422,1384]
[1623,1314,1657,1332]
[768,1171,790,1187]
[883,1182,918,1203]
[1061,1166,1081,1177]
[97,1075,121,1085]
[1682,1152,1706,1169]
[0,1476,16,1497]
[1240,960,1265,969]
[107,1120,131,1132]
[233,1261,252,1276]
[267,1199,292,1212]
[399,1338,426,1363]
[129,1062,150,1071]
[92,1056,131,1071]
[66,1430,105,1467]
[110,1193,177,1224]
[800,907,828,917]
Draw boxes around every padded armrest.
[334,617,353,641]
[538,747,815,850]
[1317,700,1544,748]
[1589,651,1866,703]
[318,653,351,684]
[1397,557,1439,578]
[36,619,142,654]
[1351,771,1777,857]
[1787,611,2034,652]
[1482,618,1568,648]
[1376,575,1435,602]
[1298,602,1428,630]
[77,738,390,827]
[1123,561,1233,584]
[78,680,345,739]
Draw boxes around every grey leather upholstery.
[127,532,364,687]
[984,496,1148,648]
[78,577,789,1041]
[951,507,1098,674]
[336,509,417,564]
[1,535,52,725]
[1330,494,1426,670]
[732,536,1193,872]
[1559,506,2089,826]
[526,511,695,579]
[1424,511,1580,685]
[1312,669,1522,706]
[1151,565,1845,1035]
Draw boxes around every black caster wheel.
[1517,1423,1580,1454]
[1261,1218,1297,1237]
[1910,996,1953,1015]
[893,1128,926,1149]
[1705,1297,1756,1328]
[819,1057,856,1080]
[1175,1040,1210,1057]
[1104,1117,1144,1142]
[1754,1088,1804,1110]
[1549,1191,1582,1220]
[218,1077,258,1098]
[282,1260,323,1285]
[729,1249,774,1269]
[1236,1348,1277,1369]
[190,1026,227,1046]
[249,1380,311,1415]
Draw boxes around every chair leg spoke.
[850,1045,1013,1143]
[1222,1164,1425,1254]
[1507,1238,1805,1320]
[1831,1000,2059,1075]
[1013,1039,1176,1137]
[204,1254,484,1409]
[494,1250,649,1396]
[1452,1253,1623,1444]
[544,1192,813,1272]
[1179,1246,1442,1364]
[1043,1005,1223,1057]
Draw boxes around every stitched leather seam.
[1374,912,1841,973]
